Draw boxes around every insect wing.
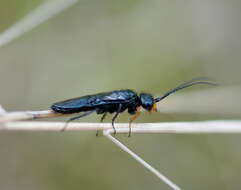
[51,95,95,113]
[51,90,137,113]
[88,90,136,106]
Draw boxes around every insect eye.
[140,93,154,111]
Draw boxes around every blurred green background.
[0,0,241,189]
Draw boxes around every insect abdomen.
[51,95,93,114]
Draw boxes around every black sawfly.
[51,78,216,136]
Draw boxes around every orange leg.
[129,107,141,137]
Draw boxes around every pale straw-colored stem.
[103,129,182,190]
[0,110,63,122]
[1,120,241,133]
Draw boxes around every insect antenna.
[154,77,217,103]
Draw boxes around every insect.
[51,78,215,136]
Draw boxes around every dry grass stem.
[1,120,241,133]
[104,129,182,190]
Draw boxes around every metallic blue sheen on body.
[51,89,148,114]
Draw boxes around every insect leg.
[96,112,107,136]
[61,110,96,132]
[128,107,141,137]
[111,104,122,135]
[101,112,107,122]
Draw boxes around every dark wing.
[51,90,138,113]
[88,90,137,105]
[51,94,92,113]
